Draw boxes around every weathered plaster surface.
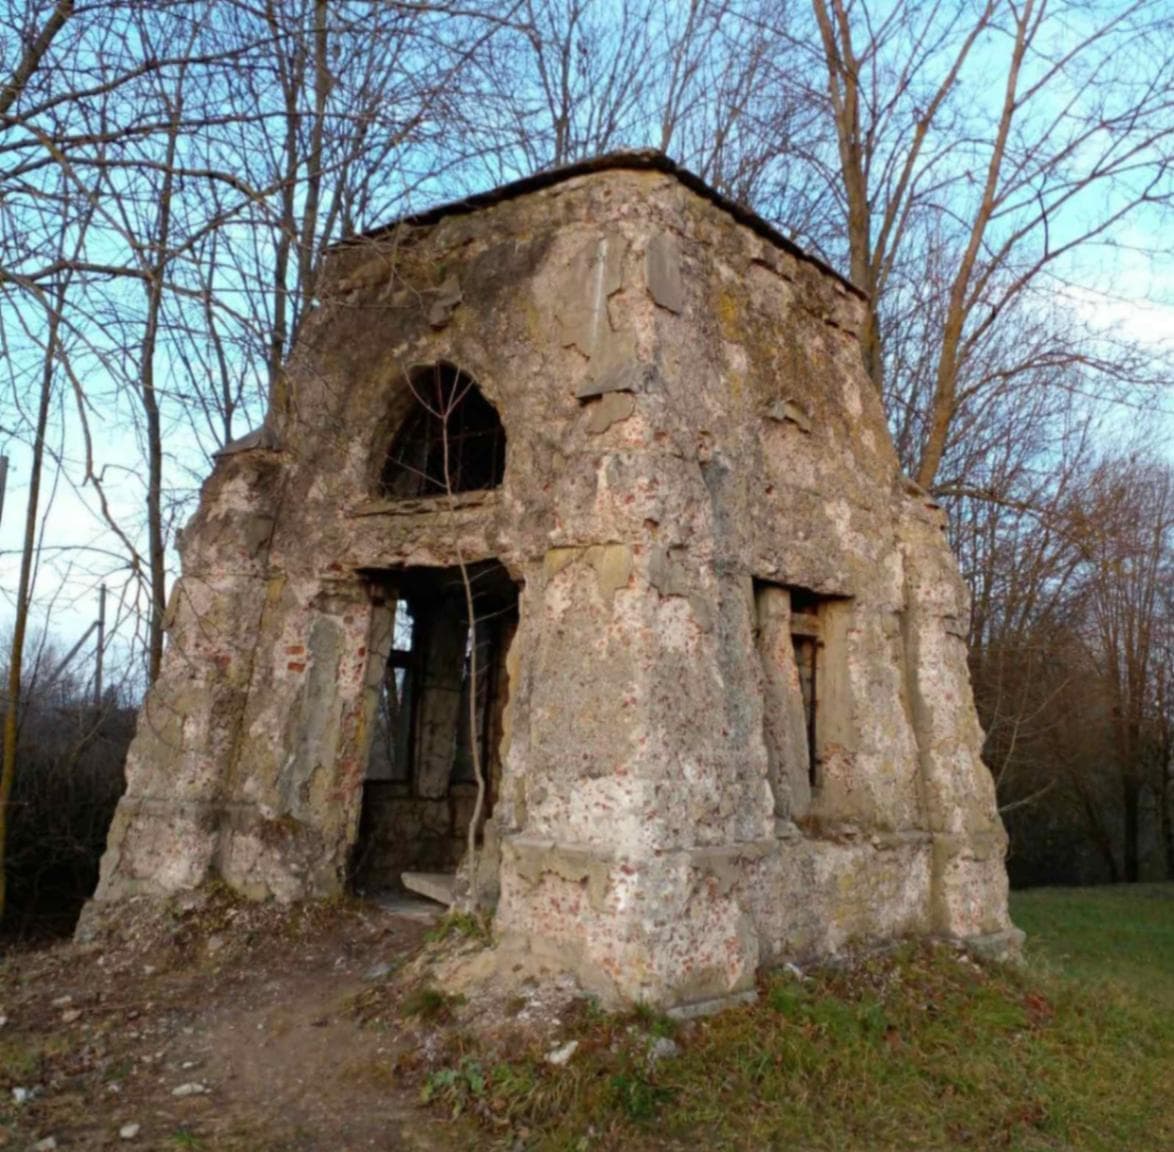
[82,163,1020,1006]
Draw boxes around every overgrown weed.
[426,909,492,946]
[401,984,466,1023]
[421,1056,486,1117]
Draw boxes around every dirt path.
[0,896,475,1150]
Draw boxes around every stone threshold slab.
[402,871,457,907]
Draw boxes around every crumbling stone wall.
[84,157,1020,1010]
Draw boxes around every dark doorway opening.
[352,561,518,897]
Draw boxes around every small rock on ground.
[647,1036,680,1066]
[171,1082,207,1097]
[545,1040,579,1066]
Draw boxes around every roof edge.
[333,150,865,301]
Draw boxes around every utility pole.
[0,456,8,528]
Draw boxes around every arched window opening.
[380,364,505,499]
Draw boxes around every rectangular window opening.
[754,579,851,817]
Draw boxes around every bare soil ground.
[0,892,488,1151]
[8,886,1168,1151]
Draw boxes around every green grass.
[423,884,1173,1151]
[1012,883,1174,1005]
[169,1129,205,1150]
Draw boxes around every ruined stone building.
[85,153,1020,1011]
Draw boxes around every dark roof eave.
[331,150,865,301]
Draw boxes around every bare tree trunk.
[1122,773,1141,883]
[810,0,996,408]
[458,555,485,909]
[1064,757,1121,883]
[914,0,1033,490]
[141,103,181,685]
[0,1,73,116]
[441,375,486,910]
[1163,757,1174,880]
[0,305,63,919]
[266,1,303,405]
[394,364,490,912]
[296,0,330,322]
[810,0,880,390]
[1161,664,1173,878]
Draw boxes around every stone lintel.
[348,489,500,518]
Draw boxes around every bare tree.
[657,0,828,214]
[207,0,512,401]
[1074,457,1172,881]
[973,444,1173,885]
[0,626,133,937]
[469,0,656,175]
[474,0,815,210]
[1154,583,1172,877]
[1,171,99,916]
[2,0,515,688]
[787,0,1174,490]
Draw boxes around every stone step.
[401,871,457,907]
[370,891,444,922]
